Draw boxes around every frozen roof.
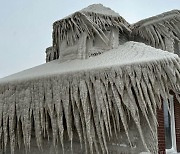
[0,41,179,154]
[131,9,180,52]
[80,4,120,17]
[132,9,180,28]
[53,4,129,27]
[52,4,130,48]
[0,41,178,84]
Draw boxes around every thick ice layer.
[81,4,120,17]
[132,9,180,53]
[0,41,179,154]
[0,41,178,83]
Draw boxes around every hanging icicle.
[131,9,180,52]
[0,49,179,153]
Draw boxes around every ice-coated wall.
[57,27,121,62]
[46,47,59,63]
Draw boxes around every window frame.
[165,95,177,154]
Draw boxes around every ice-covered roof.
[52,4,130,48]
[0,41,179,154]
[80,4,120,17]
[55,4,122,22]
[0,41,178,84]
[132,9,180,28]
[131,9,180,52]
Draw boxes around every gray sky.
[0,0,180,78]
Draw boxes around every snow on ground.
[0,41,178,83]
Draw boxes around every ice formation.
[0,4,180,154]
[52,4,130,49]
[0,42,180,154]
[132,10,180,54]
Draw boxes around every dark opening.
[174,40,180,56]
[49,53,51,62]
[53,52,56,60]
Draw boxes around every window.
[163,96,177,153]
[164,102,172,149]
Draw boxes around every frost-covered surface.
[0,41,179,154]
[81,4,120,17]
[131,9,180,53]
[52,4,130,52]
[0,41,178,83]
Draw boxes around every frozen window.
[163,102,172,149]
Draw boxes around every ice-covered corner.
[0,4,180,154]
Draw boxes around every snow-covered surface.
[55,4,121,23]
[131,9,180,53]
[81,4,120,17]
[0,41,178,83]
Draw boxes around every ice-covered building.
[0,4,180,154]
[47,4,130,62]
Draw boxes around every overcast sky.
[0,0,180,78]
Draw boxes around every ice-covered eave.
[0,41,179,84]
[0,41,179,154]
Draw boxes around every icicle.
[22,87,32,152]
[145,26,156,47]
[73,79,88,154]
[51,78,60,148]
[0,92,4,151]
[85,77,99,153]
[94,75,111,140]
[111,78,132,147]
[38,81,46,138]
[71,86,83,149]
[92,78,106,154]
[123,90,149,151]
[94,78,109,153]
[108,74,121,134]
[79,80,94,154]
[56,80,65,153]
[61,80,73,152]
[32,82,43,151]
[101,78,113,137]
[3,87,10,152]
[99,81,111,140]
[129,68,157,142]
[140,79,158,126]
[6,86,15,154]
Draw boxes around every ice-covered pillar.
[78,32,88,59]
[109,28,119,48]
[164,34,174,53]
[45,47,54,62]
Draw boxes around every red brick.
[174,96,180,152]
[157,104,166,154]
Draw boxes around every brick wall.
[157,104,166,154]
[174,96,180,152]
